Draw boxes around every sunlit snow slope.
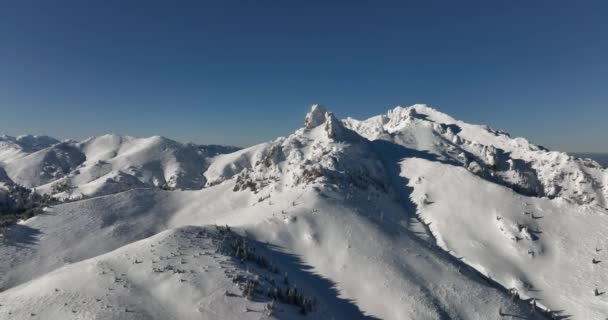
[0,134,238,198]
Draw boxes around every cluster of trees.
[503,289,565,319]
[228,235,278,273]
[0,183,57,234]
[232,171,259,192]
[266,285,315,315]
[215,225,316,315]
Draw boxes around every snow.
[303,104,328,129]
[204,143,271,187]
[1,104,606,319]
[343,104,607,208]
[403,157,608,318]
[0,184,543,319]
[0,135,59,164]
[0,134,238,198]
[573,153,608,168]
[0,226,356,319]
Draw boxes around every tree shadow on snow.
[233,234,380,319]
[2,223,42,248]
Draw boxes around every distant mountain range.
[572,152,608,168]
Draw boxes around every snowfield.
[1,104,606,319]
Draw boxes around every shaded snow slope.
[0,225,367,320]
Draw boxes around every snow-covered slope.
[403,158,608,318]
[1,104,606,319]
[0,135,59,164]
[4,141,86,189]
[0,134,238,198]
[573,153,608,168]
[0,182,543,319]
[344,104,608,207]
[0,225,365,320]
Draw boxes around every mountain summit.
[303,104,329,129]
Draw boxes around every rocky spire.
[304,104,329,129]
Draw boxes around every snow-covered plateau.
[1,104,606,319]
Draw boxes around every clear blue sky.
[0,1,606,152]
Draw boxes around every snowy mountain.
[1,105,607,319]
[0,134,239,199]
[0,135,59,163]
[343,105,607,207]
[573,153,608,168]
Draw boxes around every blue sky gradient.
[0,1,606,151]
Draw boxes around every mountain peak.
[304,104,330,129]
[323,111,352,141]
[303,104,361,142]
[388,104,432,118]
